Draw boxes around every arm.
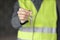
[11,2,22,29]
[11,2,29,29]
[56,0,60,40]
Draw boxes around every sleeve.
[11,2,28,29]
[11,2,22,29]
[56,1,60,40]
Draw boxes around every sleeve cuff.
[20,20,28,25]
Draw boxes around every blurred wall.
[0,0,17,37]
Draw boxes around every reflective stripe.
[17,38,30,40]
[19,27,33,32]
[17,38,21,40]
[19,27,56,33]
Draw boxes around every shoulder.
[14,1,19,9]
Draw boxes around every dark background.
[0,0,17,40]
[0,0,60,40]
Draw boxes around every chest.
[31,0,43,11]
[18,0,57,27]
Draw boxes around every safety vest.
[18,0,57,40]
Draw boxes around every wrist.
[20,20,26,23]
[20,20,28,25]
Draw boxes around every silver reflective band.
[17,38,30,40]
[19,27,56,33]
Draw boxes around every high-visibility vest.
[17,0,57,40]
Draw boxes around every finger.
[18,8,32,16]
[17,11,26,15]
[17,11,30,16]
[18,15,26,20]
[19,8,25,11]
[19,8,24,11]
[19,8,30,13]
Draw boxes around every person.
[11,0,60,40]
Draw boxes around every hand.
[17,8,32,23]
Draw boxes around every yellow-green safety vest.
[17,0,57,40]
